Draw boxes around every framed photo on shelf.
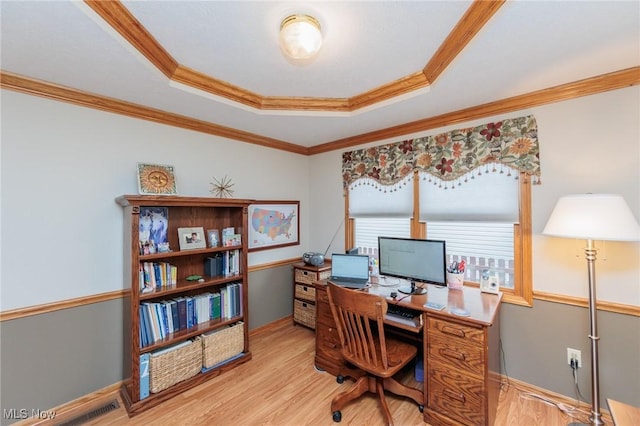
[206,229,219,248]
[248,201,299,252]
[137,163,178,195]
[139,207,170,254]
[177,227,206,250]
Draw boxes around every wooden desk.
[314,279,502,426]
[608,398,640,425]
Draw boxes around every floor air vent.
[55,399,119,426]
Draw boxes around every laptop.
[329,254,370,289]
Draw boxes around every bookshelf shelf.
[138,275,244,301]
[138,244,244,261]
[116,195,253,416]
[139,315,244,354]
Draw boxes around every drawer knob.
[443,388,466,403]
[441,348,466,361]
[441,325,466,338]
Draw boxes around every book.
[174,297,187,331]
[153,263,162,289]
[186,297,195,329]
[211,292,221,320]
[139,306,147,348]
[169,300,179,331]
[142,303,159,343]
[139,353,150,400]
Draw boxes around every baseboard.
[502,375,613,424]
[249,315,293,337]
[10,382,122,426]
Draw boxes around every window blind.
[419,171,519,222]
[349,177,413,218]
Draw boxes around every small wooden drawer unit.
[292,262,331,329]
[424,313,500,426]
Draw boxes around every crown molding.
[84,0,503,112]
[2,67,638,156]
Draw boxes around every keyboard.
[330,278,369,288]
[385,304,420,327]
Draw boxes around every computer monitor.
[378,237,447,294]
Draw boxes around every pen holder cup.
[446,272,465,290]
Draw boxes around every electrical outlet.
[567,348,581,368]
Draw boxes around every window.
[346,172,532,305]
[354,217,411,255]
[342,116,538,305]
[420,170,519,290]
[349,176,413,256]
[426,221,515,289]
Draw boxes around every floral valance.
[342,115,540,190]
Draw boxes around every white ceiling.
[1,1,638,149]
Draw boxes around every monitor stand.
[398,280,427,295]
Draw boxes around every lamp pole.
[585,239,603,426]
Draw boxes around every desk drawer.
[316,322,342,358]
[295,284,316,302]
[428,317,484,346]
[428,362,484,425]
[428,334,484,377]
[316,301,336,327]
[316,286,329,304]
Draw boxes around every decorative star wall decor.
[210,175,234,198]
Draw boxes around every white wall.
[1,91,311,311]
[3,86,638,310]
[308,86,640,306]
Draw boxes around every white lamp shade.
[543,194,640,241]
[279,15,322,60]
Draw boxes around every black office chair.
[326,282,423,425]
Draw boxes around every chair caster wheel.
[418,404,424,413]
[336,375,344,384]
[332,411,342,422]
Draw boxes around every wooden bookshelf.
[116,195,253,416]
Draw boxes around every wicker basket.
[295,284,316,302]
[294,299,316,329]
[295,268,331,285]
[149,337,203,394]
[295,269,316,285]
[202,321,245,368]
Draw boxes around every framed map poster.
[248,201,299,251]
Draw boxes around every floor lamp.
[543,194,640,425]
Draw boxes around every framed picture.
[206,229,219,248]
[139,206,170,254]
[248,201,300,252]
[137,163,178,195]
[178,227,206,250]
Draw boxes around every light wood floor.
[48,319,604,426]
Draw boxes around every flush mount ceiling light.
[279,14,322,60]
